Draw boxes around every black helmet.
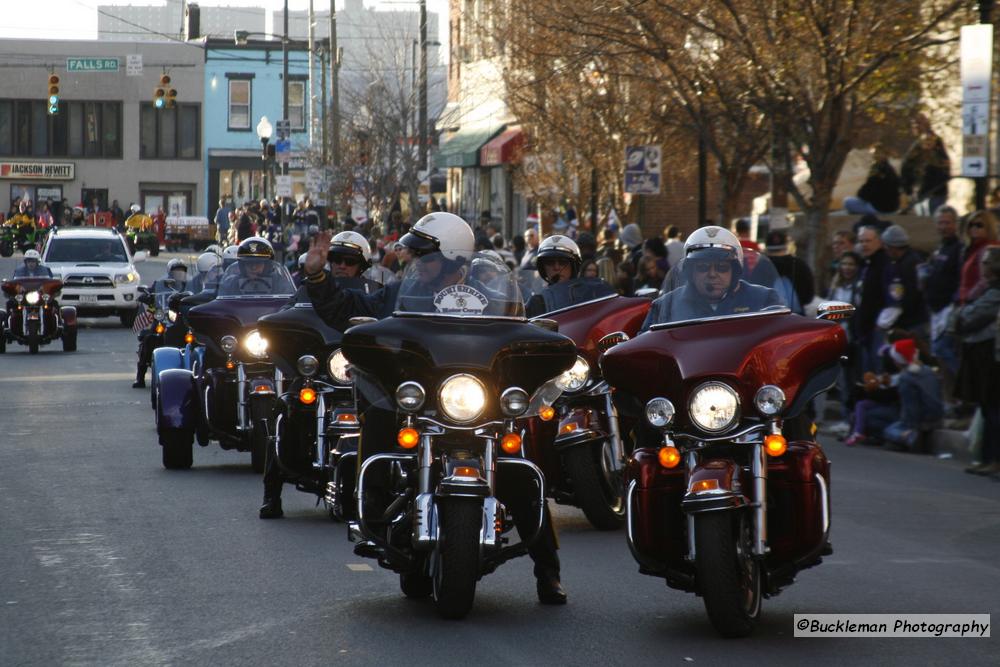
[237,237,274,260]
[535,235,582,284]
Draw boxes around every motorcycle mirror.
[348,316,377,327]
[531,318,559,332]
[597,331,630,354]
[633,286,659,299]
[816,301,855,322]
[137,285,150,295]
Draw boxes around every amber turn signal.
[454,466,479,478]
[561,422,577,434]
[155,323,165,334]
[184,332,194,344]
[336,413,357,422]
[690,478,720,492]
[658,445,681,468]
[225,360,235,370]
[500,432,522,453]
[299,387,317,404]
[764,434,787,457]
[539,406,556,421]
[398,427,420,448]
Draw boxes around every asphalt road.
[1,252,998,666]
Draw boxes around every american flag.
[132,307,154,336]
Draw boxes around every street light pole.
[330,0,341,169]
[282,0,290,233]
[418,0,428,170]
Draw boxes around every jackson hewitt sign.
[0,162,75,180]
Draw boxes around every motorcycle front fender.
[59,306,76,327]
[157,368,196,431]
[554,406,606,450]
[153,346,184,374]
[681,459,748,514]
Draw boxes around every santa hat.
[889,339,919,371]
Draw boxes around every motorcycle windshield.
[392,250,525,319]
[648,250,789,329]
[215,259,295,299]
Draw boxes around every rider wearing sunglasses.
[641,226,783,329]
[327,231,381,294]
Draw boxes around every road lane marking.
[0,372,135,383]
[346,563,373,571]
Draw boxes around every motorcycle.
[341,253,576,618]
[257,299,360,518]
[601,259,851,637]
[125,224,160,257]
[154,259,294,470]
[0,276,77,354]
[0,218,44,257]
[526,294,651,530]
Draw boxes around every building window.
[139,103,201,160]
[0,98,121,159]
[288,80,305,130]
[228,79,251,130]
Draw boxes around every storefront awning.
[480,126,524,167]
[434,124,504,169]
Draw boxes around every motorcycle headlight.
[221,335,237,353]
[500,387,530,417]
[297,354,319,378]
[154,308,166,322]
[754,385,786,417]
[688,381,740,434]
[14,294,23,303]
[555,356,590,392]
[438,374,486,424]
[645,397,675,429]
[244,330,268,358]
[396,381,426,411]
[327,348,351,384]
[167,309,178,323]
[25,291,40,305]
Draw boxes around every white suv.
[40,228,143,327]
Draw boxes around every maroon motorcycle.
[525,294,651,529]
[1,277,77,354]
[602,277,852,636]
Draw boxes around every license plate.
[80,294,98,303]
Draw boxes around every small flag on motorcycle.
[132,307,154,336]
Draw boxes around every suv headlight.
[244,330,268,358]
[25,291,40,305]
[688,381,739,433]
[555,356,590,392]
[327,349,351,384]
[115,271,138,285]
[438,374,486,424]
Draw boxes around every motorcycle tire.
[432,499,482,620]
[150,241,160,257]
[694,510,761,638]
[563,441,626,531]
[0,327,6,353]
[0,240,12,257]
[62,326,77,352]
[119,311,136,329]
[160,427,194,470]
[400,571,433,599]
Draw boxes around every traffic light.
[166,86,177,109]
[154,74,170,109]
[47,74,59,115]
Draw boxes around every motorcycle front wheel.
[27,321,40,354]
[432,499,481,619]
[695,510,762,638]
[0,240,13,257]
[563,440,625,530]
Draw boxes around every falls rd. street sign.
[67,58,119,72]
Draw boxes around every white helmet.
[298,252,308,267]
[682,225,744,284]
[24,249,41,261]
[204,244,223,257]
[222,245,239,260]
[536,234,582,284]
[130,204,141,214]
[400,212,475,263]
[196,252,222,274]
[329,230,372,267]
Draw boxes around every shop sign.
[0,161,75,180]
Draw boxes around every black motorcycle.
[257,300,359,517]
[340,253,576,618]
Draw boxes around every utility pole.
[418,0,428,170]
[308,0,315,148]
[330,0,341,168]
[282,0,290,233]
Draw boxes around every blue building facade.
[202,38,317,216]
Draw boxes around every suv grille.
[64,275,115,288]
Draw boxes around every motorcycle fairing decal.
[433,284,488,315]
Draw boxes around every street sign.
[126,54,143,76]
[275,139,291,164]
[960,24,993,178]
[67,58,119,72]
[275,175,293,198]
[276,119,291,141]
[624,145,661,195]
